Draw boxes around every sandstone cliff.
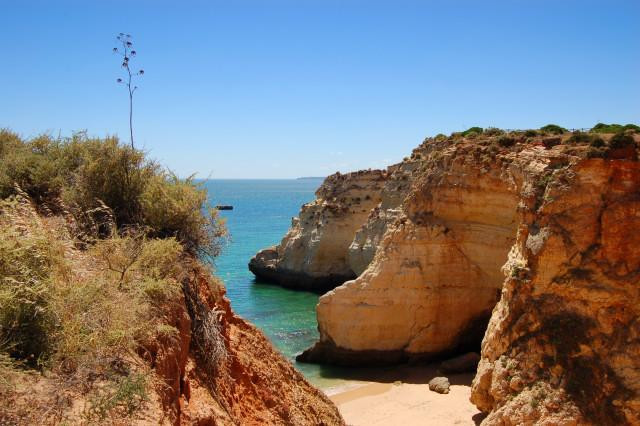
[347,155,424,275]
[249,169,387,291]
[264,128,639,424]
[470,156,640,425]
[174,267,345,425]
[299,137,525,365]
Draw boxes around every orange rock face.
[160,267,345,425]
[471,158,640,425]
[290,131,640,424]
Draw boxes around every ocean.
[202,179,350,388]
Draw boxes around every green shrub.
[0,131,151,224]
[461,127,483,137]
[524,129,538,137]
[52,235,183,374]
[540,124,567,135]
[608,132,636,150]
[140,173,226,257]
[566,132,591,145]
[0,131,228,421]
[591,123,620,133]
[565,132,606,148]
[586,147,607,158]
[140,278,180,306]
[52,275,135,372]
[135,237,184,280]
[0,192,192,379]
[590,136,606,148]
[497,135,515,147]
[86,373,149,421]
[540,136,561,149]
[59,136,154,227]
[465,131,480,139]
[0,131,226,257]
[591,123,640,134]
[484,127,504,136]
[0,131,66,204]
[0,129,23,158]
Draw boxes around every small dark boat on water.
[216,205,233,211]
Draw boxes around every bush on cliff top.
[608,132,636,150]
[540,124,567,135]
[0,129,225,257]
[461,127,483,137]
[484,127,504,136]
[0,129,227,421]
[566,132,605,147]
[140,173,226,258]
[591,123,640,134]
[496,135,516,147]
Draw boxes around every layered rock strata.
[470,156,640,425]
[132,264,344,424]
[299,139,528,365]
[249,170,388,291]
[347,156,424,275]
[262,129,640,424]
[179,268,344,425]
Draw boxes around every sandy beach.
[325,364,484,426]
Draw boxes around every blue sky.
[1,0,639,178]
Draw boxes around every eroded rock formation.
[178,268,344,425]
[260,128,640,424]
[249,169,387,291]
[299,139,527,364]
[470,157,640,425]
[347,158,421,275]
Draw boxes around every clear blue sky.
[2,0,639,178]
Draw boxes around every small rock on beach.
[428,377,450,394]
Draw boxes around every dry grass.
[0,193,192,423]
[0,131,230,423]
[0,130,227,257]
[182,273,228,375]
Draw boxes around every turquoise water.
[202,179,343,387]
